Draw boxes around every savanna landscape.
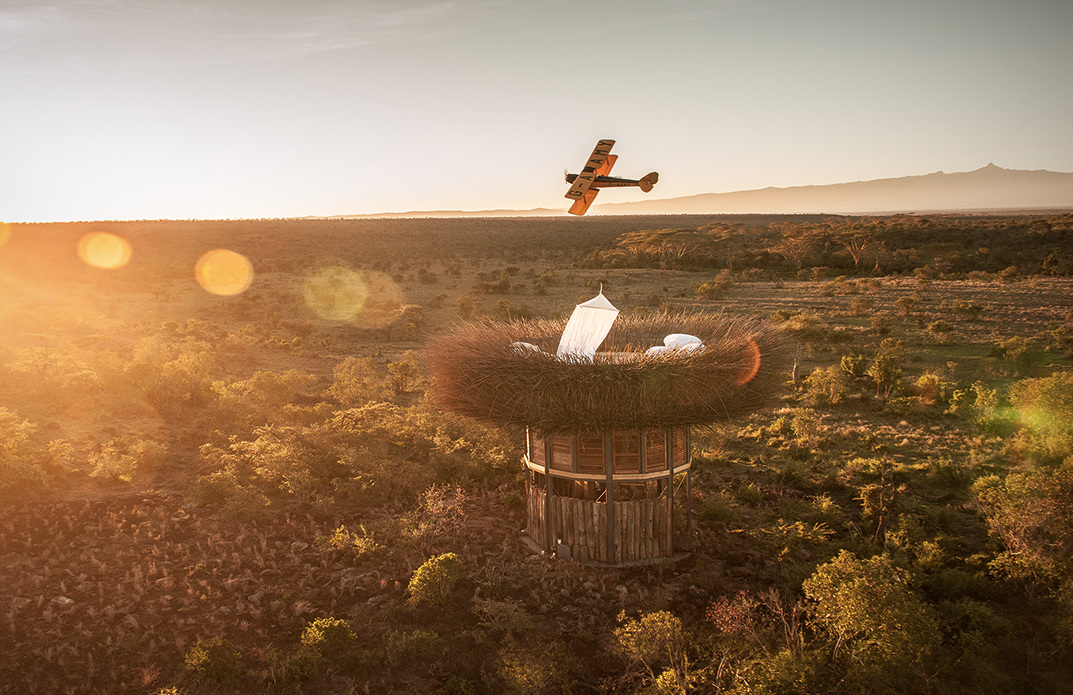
[2,212,1072,694]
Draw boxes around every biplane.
[564,139,658,215]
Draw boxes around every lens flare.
[304,266,367,320]
[0,223,11,248]
[77,232,132,269]
[195,249,253,296]
[735,337,762,385]
[303,267,405,325]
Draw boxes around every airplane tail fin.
[639,172,659,193]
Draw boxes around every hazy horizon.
[2,0,1071,223]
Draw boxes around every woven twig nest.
[426,312,790,433]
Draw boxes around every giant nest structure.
[427,310,791,433]
[426,303,791,565]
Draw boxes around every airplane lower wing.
[568,189,599,216]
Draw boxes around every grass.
[1,213,1071,694]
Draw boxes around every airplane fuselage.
[565,173,645,188]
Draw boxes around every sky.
[1,0,1071,222]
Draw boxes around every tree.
[834,222,876,272]
[774,228,820,271]
[803,551,939,681]
[614,610,693,693]
[973,461,1073,584]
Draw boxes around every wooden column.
[604,429,615,565]
[685,428,693,536]
[666,428,674,555]
[544,435,554,553]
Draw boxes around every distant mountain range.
[331,164,1073,218]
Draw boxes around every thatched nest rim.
[426,312,791,433]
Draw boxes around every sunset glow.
[76,232,132,270]
[195,249,253,295]
[1,2,1068,222]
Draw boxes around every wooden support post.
[604,429,615,565]
[544,435,554,554]
[639,430,647,474]
[666,428,674,555]
[685,428,693,537]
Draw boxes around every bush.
[614,610,692,690]
[89,438,167,481]
[803,551,939,679]
[408,552,463,606]
[0,409,52,502]
[383,628,441,667]
[326,357,388,406]
[184,637,241,683]
[693,270,736,299]
[991,336,1038,375]
[301,617,357,662]
[947,381,998,427]
[388,351,421,393]
[803,365,848,406]
[840,354,868,379]
[1007,372,1073,464]
[973,460,1073,584]
[867,353,902,399]
[315,524,381,562]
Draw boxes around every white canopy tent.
[556,291,619,360]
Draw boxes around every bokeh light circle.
[303,267,406,325]
[195,249,253,296]
[77,232,132,269]
[304,266,368,320]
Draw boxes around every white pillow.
[510,341,543,354]
[663,333,702,348]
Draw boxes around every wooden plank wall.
[528,485,673,564]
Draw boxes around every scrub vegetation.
[1,213,1071,694]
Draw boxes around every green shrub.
[926,320,954,335]
[614,610,691,688]
[326,357,388,406]
[474,598,533,638]
[840,354,868,379]
[693,270,735,299]
[867,353,902,399]
[1007,372,1073,463]
[803,551,939,676]
[498,641,574,695]
[947,381,998,427]
[973,460,1073,584]
[383,628,441,667]
[315,524,381,561]
[700,495,739,523]
[408,552,463,606]
[301,617,357,661]
[388,351,421,393]
[0,409,52,501]
[89,438,167,481]
[804,365,848,406]
[184,637,241,683]
[991,336,1038,375]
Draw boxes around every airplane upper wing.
[565,139,615,200]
